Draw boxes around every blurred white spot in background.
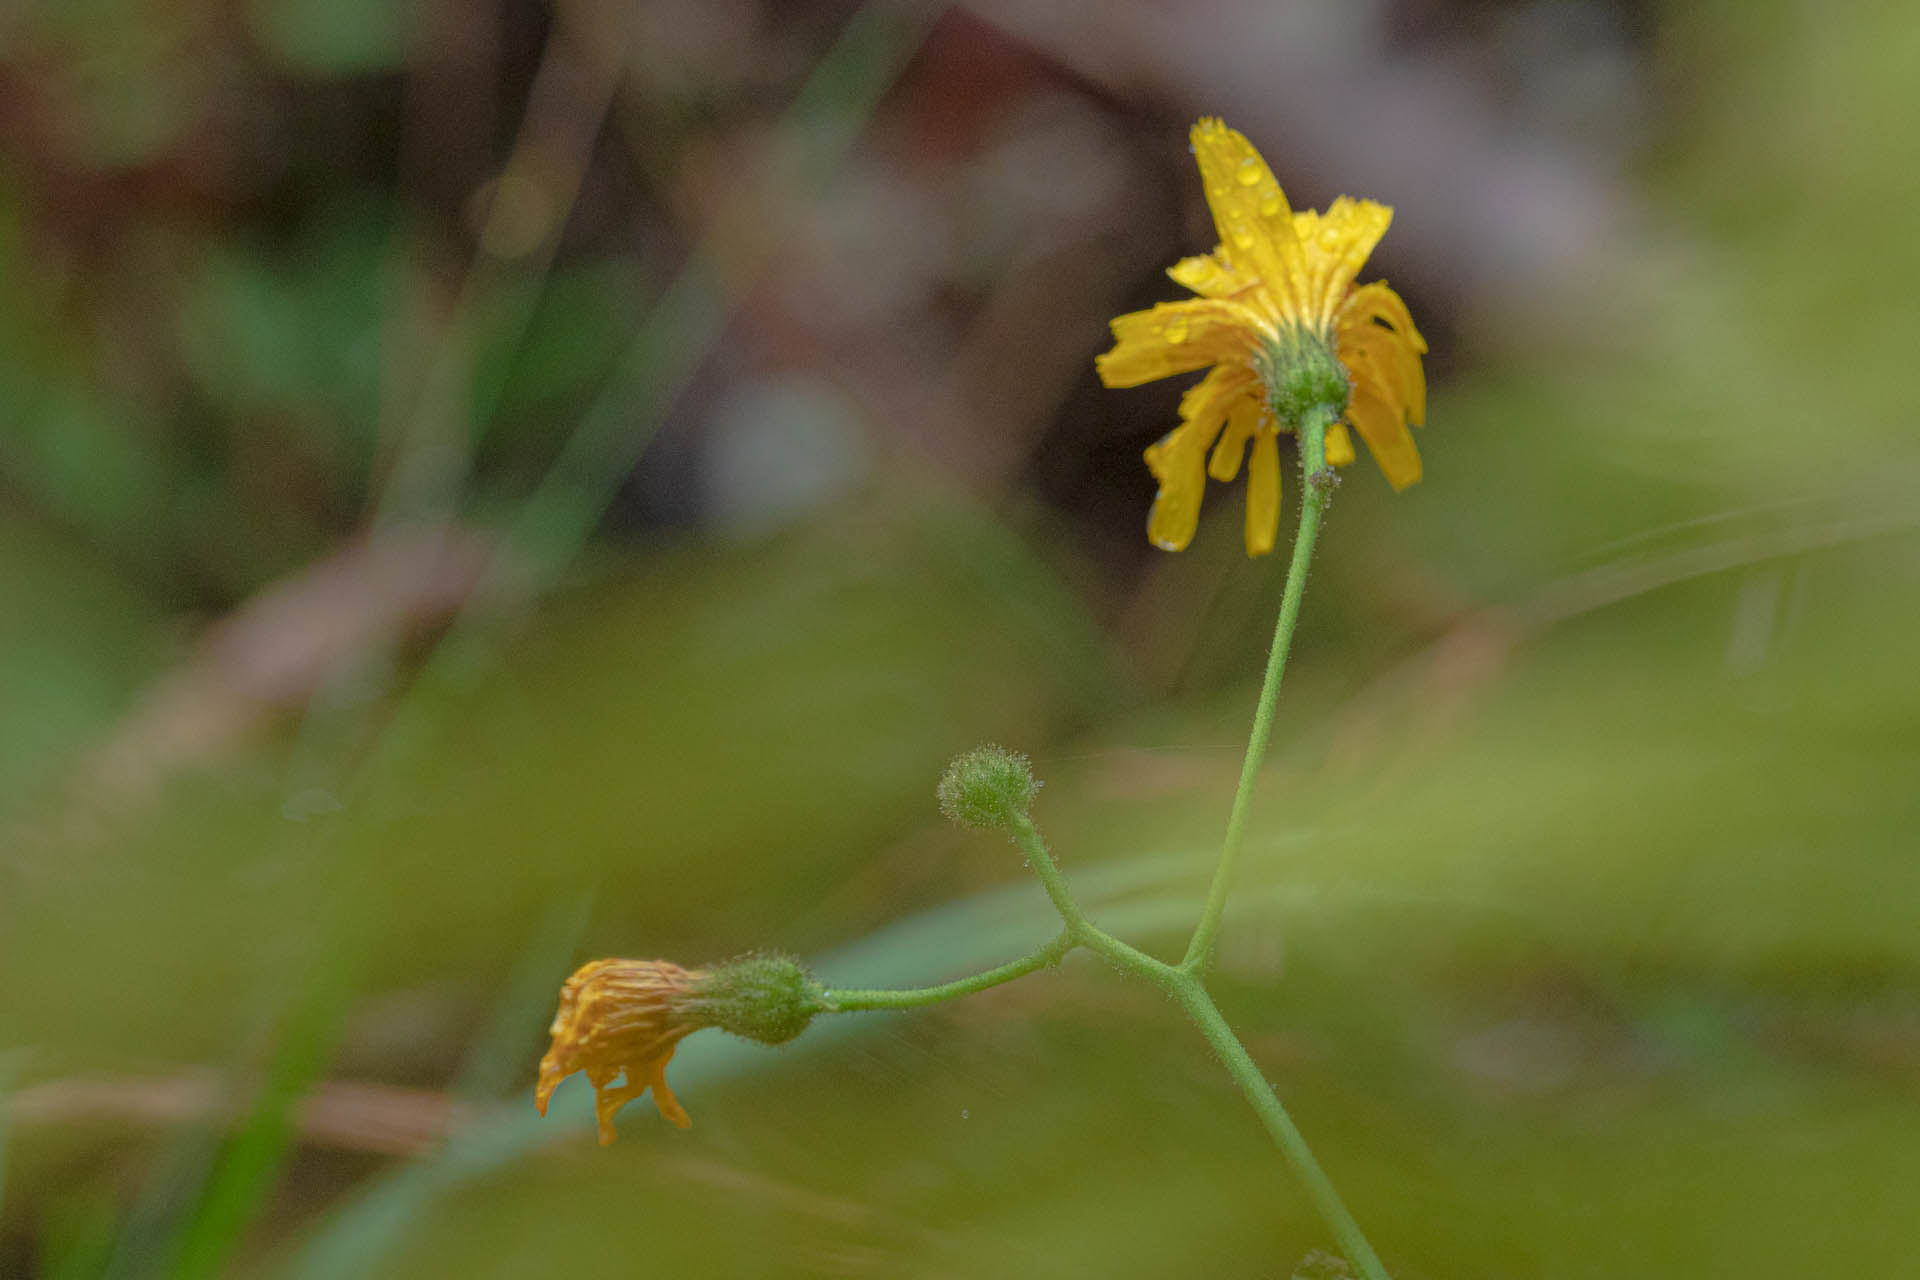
[699,372,871,540]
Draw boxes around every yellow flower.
[537,958,701,1142]
[1096,118,1428,555]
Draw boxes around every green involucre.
[937,744,1041,830]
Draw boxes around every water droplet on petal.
[1258,191,1283,217]
[1231,223,1255,249]
[1164,320,1189,343]
[1235,156,1262,186]
[1319,228,1342,251]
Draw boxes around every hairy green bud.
[686,953,826,1046]
[937,744,1041,830]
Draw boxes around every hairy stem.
[1182,405,1335,974]
[1008,813,1092,933]
[1167,973,1391,1280]
[821,794,1391,1275]
[824,934,1073,1011]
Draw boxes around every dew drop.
[1319,227,1342,251]
[1235,156,1262,186]
[1164,320,1189,344]
[1231,223,1256,249]
[1258,191,1283,217]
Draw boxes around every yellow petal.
[1291,198,1393,327]
[1339,322,1426,428]
[1208,394,1263,481]
[1324,422,1355,467]
[1346,381,1422,491]
[1168,249,1252,299]
[1177,364,1256,435]
[1244,430,1282,556]
[1096,299,1257,388]
[1340,280,1428,353]
[1143,427,1209,551]
[1338,281,1427,426]
[1188,118,1305,317]
[1142,366,1252,550]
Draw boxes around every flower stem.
[1008,813,1091,932]
[1181,404,1335,975]
[1166,974,1391,1280]
[1007,815,1186,974]
[823,794,1390,1274]
[815,399,1381,1271]
[824,934,1073,1012]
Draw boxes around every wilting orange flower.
[1096,118,1428,556]
[537,958,702,1143]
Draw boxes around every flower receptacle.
[1252,327,1350,432]
[689,953,828,1046]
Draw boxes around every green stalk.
[1167,974,1391,1280]
[816,402,1388,1270]
[1181,404,1335,974]
[1007,813,1093,933]
[825,934,1073,1011]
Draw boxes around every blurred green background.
[3,0,1918,1276]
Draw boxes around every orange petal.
[648,1056,693,1130]
[591,1075,649,1146]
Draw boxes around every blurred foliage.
[3,0,1919,1277]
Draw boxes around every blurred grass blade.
[160,965,353,1280]
[479,0,946,597]
[326,0,951,829]
[44,1192,121,1280]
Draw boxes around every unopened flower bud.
[937,744,1040,831]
